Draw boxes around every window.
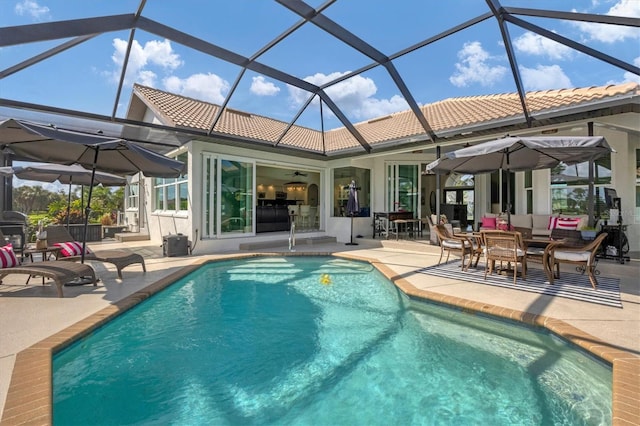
[333,167,370,217]
[550,155,611,216]
[525,171,532,214]
[153,152,188,212]
[386,164,418,213]
[126,182,138,209]
[444,173,475,221]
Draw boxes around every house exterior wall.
[131,107,638,255]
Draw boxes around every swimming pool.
[53,256,612,425]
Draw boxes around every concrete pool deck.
[0,237,638,424]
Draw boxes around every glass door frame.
[385,162,421,217]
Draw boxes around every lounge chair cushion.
[0,244,20,268]
[54,241,92,257]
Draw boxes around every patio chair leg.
[588,268,598,289]
[437,249,444,266]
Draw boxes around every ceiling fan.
[287,170,307,177]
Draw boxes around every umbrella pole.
[67,154,99,286]
[81,148,99,264]
[506,151,511,229]
[66,178,72,229]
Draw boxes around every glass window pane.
[155,186,164,210]
[167,185,176,211]
[333,167,371,217]
[179,183,188,211]
[551,187,607,217]
[551,155,611,186]
[221,159,253,234]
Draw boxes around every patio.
[0,237,638,423]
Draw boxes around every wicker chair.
[46,225,146,279]
[433,224,480,271]
[481,230,527,285]
[545,232,608,289]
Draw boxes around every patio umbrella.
[425,135,613,227]
[345,180,359,246]
[0,163,126,228]
[1,118,185,263]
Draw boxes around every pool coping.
[1,252,638,425]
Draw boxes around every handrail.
[289,221,296,251]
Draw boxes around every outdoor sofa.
[479,213,589,238]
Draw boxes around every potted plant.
[580,226,598,240]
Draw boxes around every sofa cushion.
[509,214,532,229]
[532,214,552,230]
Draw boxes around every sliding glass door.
[202,154,255,237]
[386,163,419,214]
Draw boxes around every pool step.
[239,236,336,250]
[115,232,150,242]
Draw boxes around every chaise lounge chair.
[0,261,97,298]
[0,229,97,297]
[45,225,146,279]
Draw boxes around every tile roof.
[133,82,639,155]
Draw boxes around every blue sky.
[1,0,639,135]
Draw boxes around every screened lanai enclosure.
[1,1,637,156]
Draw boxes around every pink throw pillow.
[54,242,92,257]
[548,216,559,230]
[555,217,581,230]
[481,217,497,229]
[0,244,20,268]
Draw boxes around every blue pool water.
[54,256,612,425]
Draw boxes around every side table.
[23,246,62,262]
[23,246,62,285]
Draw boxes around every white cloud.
[163,73,230,104]
[449,41,508,87]
[288,71,408,121]
[250,76,280,96]
[109,38,183,85]
[14,0,50,21]
[572,0,640,43]
[513,32,573,60]
[519,64,572,91]
[107,37,230,104]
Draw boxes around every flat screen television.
[604,187,618,209]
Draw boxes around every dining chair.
[545,232,608,289]
[299,205,311,228]
[433,224,479,271]
[481,230,527,285]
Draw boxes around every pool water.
[54,256,612,425]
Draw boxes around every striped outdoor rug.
[417,262,622,308]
